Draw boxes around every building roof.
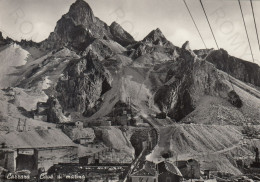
[158,161,182,177]
[0,129,77,149]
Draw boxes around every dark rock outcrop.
[182,41,191,50]
[154,51,195,121]
[47,96,70,123]
[44,16,95,51]
[110,22,135,47]
[67,0,95,26]
[0,32,3,42]
[56,51,111,116]
[153,49,236,121]
[0,32,13,45]
[206,49,260,87]
[193,48,212,59]
[228,90,243,108]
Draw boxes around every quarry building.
[0,129,78,174]
[130,161,183,182]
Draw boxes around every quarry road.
[192,134,249,158]
[210,138,260,155]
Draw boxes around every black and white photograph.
[0,0,260,181]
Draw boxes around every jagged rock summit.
[182,41,191,50]
[142,28,167,45]
[42,0,135,50]
[110,21,135,46]
[66,0,95,25]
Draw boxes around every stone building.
[130,161,157,182]
[0,130,78,175]
[56,121,84,130]
[157,161,183,182]
[0,149,16,172]
[175,159,200,179]
[0,146,78,175]
[131,161,183,182]
[110,100,134,126]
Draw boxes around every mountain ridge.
[41,0,135,50]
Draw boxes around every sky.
[0,0,260,64]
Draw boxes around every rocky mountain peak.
[182,41,191,50]
[44,0,137,49]
[66,0,94,25]
[109,21,135,46]
[154,28,163,34]
[110,21,120,29]
[142,28,167,45]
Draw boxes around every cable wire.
[199,0,219,49]
[250,0,260,55]
[238,0,255,62]
[183,0,208,49]
[199,0,235,91]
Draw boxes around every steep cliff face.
[56,51,111,116]
[66,0,95,26]
[153,52,194,121]
[193,48,212,59]
[153,48,233,121]
[47,96,70,123]
[206,49,260,87]
[46,17,94,51]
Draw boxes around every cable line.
[199,0,235,91]
[238,0,255,62]
[199,0,219,49]
[182,0,207,49]
[250,0,260,55]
